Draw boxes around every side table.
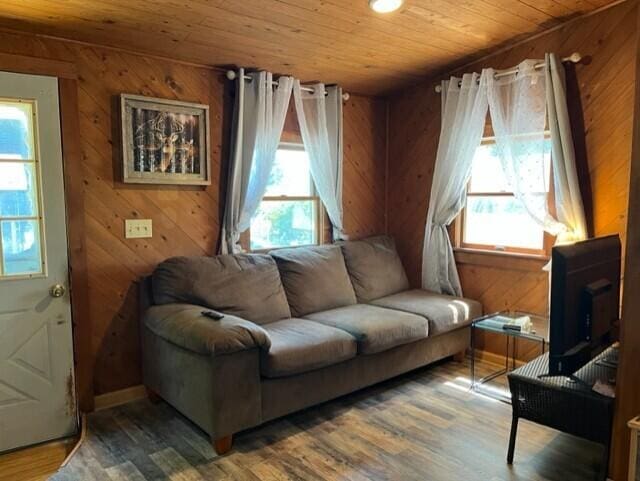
[470,311,548,402]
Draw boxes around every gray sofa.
[139,235,482,454]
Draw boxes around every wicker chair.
[507,350,616,481]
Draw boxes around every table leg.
[470,325,475,389]
[507,414,518,464]
[629,428,638,481]
[505,335,510,372]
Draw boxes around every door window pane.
[250,200,316,250]
[464,196,545,250]
[0,101,35,160]
[1,219,42,275]
[0,99,44,278]
[0,162,38,217]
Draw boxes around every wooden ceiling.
[0,0,620,95]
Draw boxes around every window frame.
[247,142,324,252]
[456,132,555,258]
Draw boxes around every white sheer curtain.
[293,81,346,239]
[422,72,489,296]
[486,55,587,242]
[220,70,293,253]
[545,53,588,242]
[486,60,564,236]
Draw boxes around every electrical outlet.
[125,219,153,239]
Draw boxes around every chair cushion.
[304,304,429,355]
[260,318,357,378]
[370,289,482,336]
[339,235,410,302]
[270,244,357,317]
[152,254,291,325]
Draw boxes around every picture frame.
[120,94,211,185]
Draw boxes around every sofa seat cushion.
[152,254,291,325]
[270,244,357,317]
[304,304,429,355]
[339,235,410,302]
[370,289,482,336]
[261,319,357,378]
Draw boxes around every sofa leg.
[213,435,233,455]
[453,350,466,362]
[146,387,162,404]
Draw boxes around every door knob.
[50,284,66,298]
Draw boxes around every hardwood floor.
[12,358,604,480]
[0,438,77,481]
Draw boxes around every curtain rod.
[434,52,582,93]
[226,70,350,101]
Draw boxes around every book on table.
[481,315,533,333]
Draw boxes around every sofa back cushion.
[270,244,357,317]
[152,254,291,324]
[339,235,410,302]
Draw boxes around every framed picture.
[120,94,210,185]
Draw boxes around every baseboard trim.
[93,385,147,411]
[61,414,86,467]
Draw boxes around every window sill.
[453,247,549,272]
[250,243,320,254]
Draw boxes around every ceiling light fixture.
[369,0,404,13]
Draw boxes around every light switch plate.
[125,219,153,239]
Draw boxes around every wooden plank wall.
[387,1,636,360]
[0,29,387,395]
[612,6,640,476]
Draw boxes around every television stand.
[507,347,617,481]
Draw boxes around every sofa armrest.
[143,303,271,356]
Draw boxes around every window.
[460,134,552,255]
[0,99,45,278]
[249,144,320,250]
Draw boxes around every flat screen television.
[548,235,621,376]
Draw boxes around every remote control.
[201,310,224,321]
[503,324,522,331]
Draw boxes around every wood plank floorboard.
[20,359,605,480]
[0,439,77,481]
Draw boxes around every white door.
[0,71,77,452]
